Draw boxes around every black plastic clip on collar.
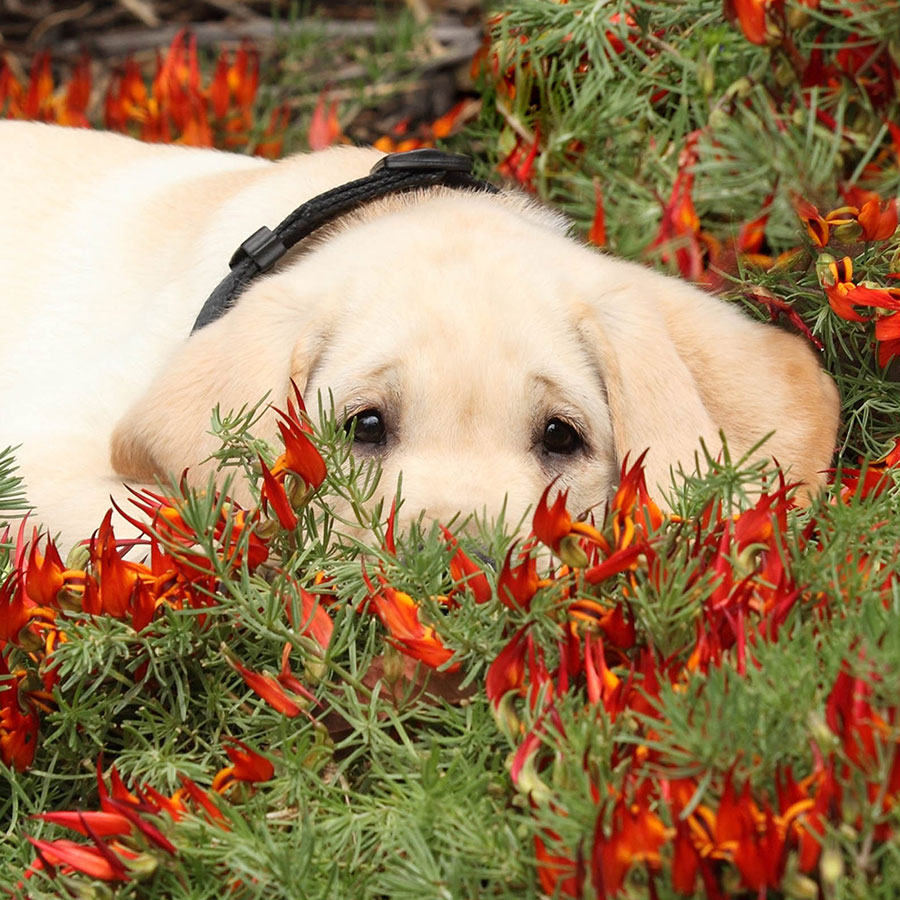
[191,149,499,334]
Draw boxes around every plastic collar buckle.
[228,225,287,273]
[369,148,474,176]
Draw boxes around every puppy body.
[0,121,839,545]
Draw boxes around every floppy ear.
[110,280,330,494]
[577,260,839,500]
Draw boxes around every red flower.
[875,312,900,366]
[0,662,40,771]
[857,197,899,242]
[26,836,133,882]
[497,543,539,610]
[485,626,529,707]
[308,89,342,150]
[587,180,607,247]
[269,385,327,494]
[258,454,299,530]
[228,655,314,718]
[593,781,671,895]
[533,481,606,568]
[442,527,492,604]
[211,737,275,792]
[364,573,458,671]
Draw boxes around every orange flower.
[533,481,607,568]
[258,453,299,530]
[442,527,492,604]
[724,0,774,46]
[485,626,529,707]
[34,810,133,839]
[498,128,541,190]
[817,255,869,322]
[211,737,275,793]
[0,661,40,771]
[213,505,269,571]
[497,543,539,610]
[583,632,622,711]
[651,131,714,281]
[270,386,327,493]
[857,197,899,241]
[593,781,671,895]
[25,836,134,882]
[365,574,458,671]
[283,584,334,653]
[0,572,31,645]
[795,193,898,246]
[817,255,900,332]
[228,654,314,718]
[875,313,900,366]
[308,89,343,150]
[610,451,664,546]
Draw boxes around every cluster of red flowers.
[21,745,273,886]
[0,31,287,157]
[0,389,328,772]
[468,462,900,897]
[726,0,899,124]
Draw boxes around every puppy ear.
[110,282,328,490]
[578,261,839,499]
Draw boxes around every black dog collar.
[191,149,500,333]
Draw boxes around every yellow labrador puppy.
[0,121,838,546]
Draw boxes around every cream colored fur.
[0,121,839,547]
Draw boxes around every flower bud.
[831,221,863,242]
[65,543,91,572]
[815,253,838,288]
[806,710,839,753]
[697,58,715,96]
[57,587,84,611]
[786,6,810,29]
[70,884,114,900]
[491,692,522,742]
[286,474,315,510]
[304,652,327,685]
[125,851,159,879]
[558,534,589,569]
[382,643,404,687]
[511,750,552,805]
[819,844,844,886]
[254,516,281,541]
[725,76,753,100]
[781,870,818,900]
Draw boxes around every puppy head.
[111,189,839,531]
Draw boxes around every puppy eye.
[542,418,583,455]
[345,408,387,445]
